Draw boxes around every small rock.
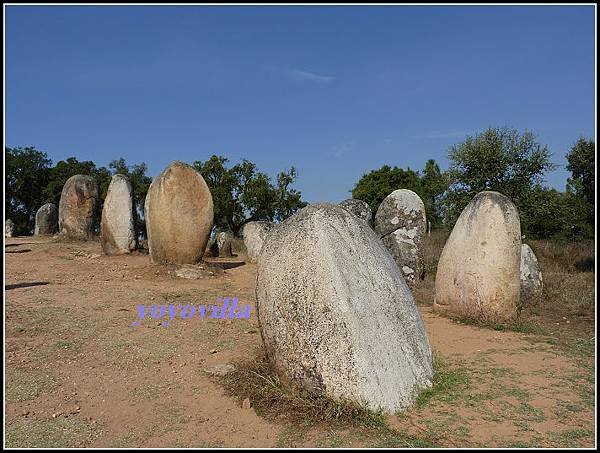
[202,364,235,376]
[242,398,252,409]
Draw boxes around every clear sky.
[5,5,596,203]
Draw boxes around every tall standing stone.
[5,219,16,238]
[35,203,58,235]
[257,204,433,412]
[520,244,543,299]
[58,175,99,240]
[144,161,214,264]
[434,191,521,323]
[217,231,233,258]
[339,198,373,226]
[242,221,275,263]
[101,174,137,255]
[374,189,426,286]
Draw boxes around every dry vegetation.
[4,232,596,448]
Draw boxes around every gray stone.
[242,221,275,263]
[144,162,214,264]
[434,191,521,323]
[101,174,136,255]
[34,203,58,235]
[5,219,16,237]
[58,175,99,240]
[217,231,233,258]
[374,189,426,286]
[339,198,373,226]
[257,203,433,413]
[520,244,543,299]
[202,364,236,376]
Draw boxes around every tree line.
[4,148,306,238]
[5,127,595,240]
[352,128,595,240]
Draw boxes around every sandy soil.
[4,236,596,448]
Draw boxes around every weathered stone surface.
[144,161,214,264]
[339,198,373,226]
[101,174,136,255]
[434,191,521,323]
[5,219,16,237]
[374,189,426,286]
[520,244,543,299]
[257,203,433,412]
[242,221,275,263]
[58,175,99,240]
[34,203,58,235]
[217,231,233,258]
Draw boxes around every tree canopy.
[193,155,306,235]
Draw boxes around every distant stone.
[374,189,426,286]
[242,221,275,263]
[217,231,234,258]
[144,162,214,264]
[58,175,99,240]
[34,203,58,235]
[434,191,521,323]
[5,219,16,237]
[257,203,433,413]
[101,174,136,255]
[520,244,543,299]
[339,198,373,226]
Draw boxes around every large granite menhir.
[58,175,99,240]
[257,203,433,412]
[144,162,214,264]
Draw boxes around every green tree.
[420,159,449,228]
[193,155,306,235]
[444,127,556,234]
[566,137,595,226]
[43,157,108,206]
[351,161,447,227]
[351,165,422,214]
[5,146,52,234]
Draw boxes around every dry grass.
[419,230,595,337]
[215,350,386,428]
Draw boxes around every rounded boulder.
[242,221,275,263]
[101,174,137,255]
[257,203,433,412]
[520,243,543,299]
[374,189,426,286]
[58,175,99,240]
[35,203,58,235]
[144,162,214,264]
[434,191,521,323]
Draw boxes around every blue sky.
[5,5,596,203]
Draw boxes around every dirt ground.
[4,236,596,448]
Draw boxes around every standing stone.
[58,175,99,240]
[101,174,137,255]
[217,231,233,258]
[5,219,16,237]
[434,191,521,323]
[257,204,433,412]
[242,221,275,263]
[374,189,426,286]
[339,198,373,226]
[35,203,58,235]
[144,161,214,264]
[520,244,543,299]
